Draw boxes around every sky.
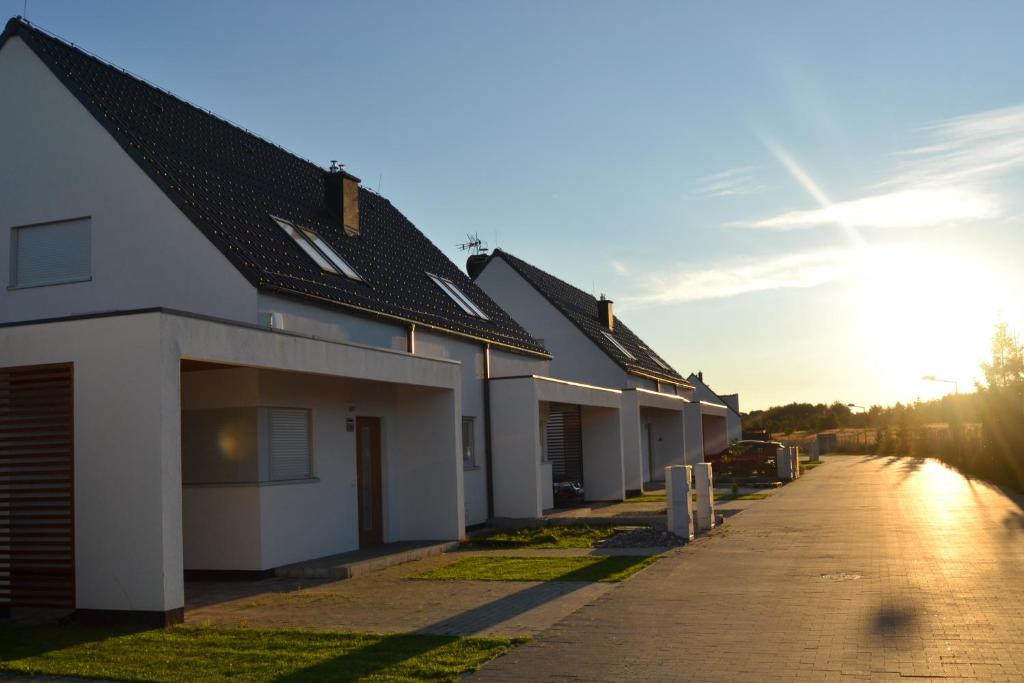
[8,1,1024,410]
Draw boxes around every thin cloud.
[741,104,1023,231]
[620,247,871,308]
[737,187,997,231]
[610,260,629,275]
[693,166,766,198]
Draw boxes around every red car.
[707,440,782,477]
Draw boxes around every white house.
[0,18,552,624]
[688,372,743,449]
[470,250,724,497]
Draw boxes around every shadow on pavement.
[871,605,919,636]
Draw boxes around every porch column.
[581,406,625,502]
[489,378,543,518]
[620,391,643,493]
[683,402,705,465]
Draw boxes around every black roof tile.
[1,18,547,356]
[482,249,688,385]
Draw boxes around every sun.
[853,245,1011,401]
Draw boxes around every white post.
[791,447,800,479]
[666,465,694,541]
[776,445,793,481]
[694,462,715,532]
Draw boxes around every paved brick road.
[474,456,1024,682]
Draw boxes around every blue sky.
[10,1,1024,409]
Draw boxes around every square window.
[601,331,636,360]
[11,218,91,288]
[268,407,312,481]
[429,273,490,319]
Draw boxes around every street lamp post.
[921,375,959,394]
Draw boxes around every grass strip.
[414,555,658,583]
[466,524,620,549]
[0,624,523,682]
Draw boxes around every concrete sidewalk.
[473,455,1024,681]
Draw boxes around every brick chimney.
[598,294,614,332]
[324,161,361,236]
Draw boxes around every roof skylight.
[641,345,672,371]
[601,331,636,360]
[273,216,362,281]
[429,274,490,319]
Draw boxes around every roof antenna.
[456,233,489,255]
[23,0,28,19]
[328,160,341,173]
[377,173,383,194]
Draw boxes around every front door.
[356,416,383,547]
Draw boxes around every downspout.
[482,343,495,519]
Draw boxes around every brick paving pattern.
[185,547,621,637]
[474,455,1024,681]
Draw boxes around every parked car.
[553,480,584,507]
[708,440,782,477]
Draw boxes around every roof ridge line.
[7,16,328,176]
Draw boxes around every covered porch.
[0,309,464,624]
[489,376,624,519]
[621,389,688,491]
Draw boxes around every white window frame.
[641,345,672,371]
[428,273,490,319]
[9,217,92,289]
[462,416,477,469]
[601,331,636,360]
[273,216,362,281]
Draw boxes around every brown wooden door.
[355,416,383,547]
[0,363,75,609]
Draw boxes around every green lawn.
[414,555,658,583]
[0,624,522,682]
[466,524,620,549]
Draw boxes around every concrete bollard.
[776,446,793,481]
[791,447,800,479]
[809,441,820,462]
[694,462,715,532]
[665,465,694,541]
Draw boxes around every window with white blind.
[268,408,312,481]
[10,218,91,288]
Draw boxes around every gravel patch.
[600,527,689,548]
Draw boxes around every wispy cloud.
[620,247,871,308]
[740,104,1024,231]
[610,260,629,275]
[737,187,998,231]
[693,166,766,198]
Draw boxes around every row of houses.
[0,18,741,625]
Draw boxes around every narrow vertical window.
[462,416,477,468]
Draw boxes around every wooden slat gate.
[0,363,75,609]
[545,403,583,484]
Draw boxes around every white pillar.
[620,391,644,492]
[694,462,715,532]
[776,445,793,481]
[665,465,694,541]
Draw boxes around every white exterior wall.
[683,403,705,466]
[1,314,182,613]
[0,36,257,325]
[257,293,407,351]
[475,257,628,389]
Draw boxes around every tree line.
[744,322,1024,491]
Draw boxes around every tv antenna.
[456,233,489,256]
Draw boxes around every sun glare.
[854,246,1012,401]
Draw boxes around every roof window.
[640,345,672,371]
[273,216,362,281]
[601,331,636,360]
[429,274,489,319]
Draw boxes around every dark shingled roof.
[1,18,547,357]
[481,249,689,386]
